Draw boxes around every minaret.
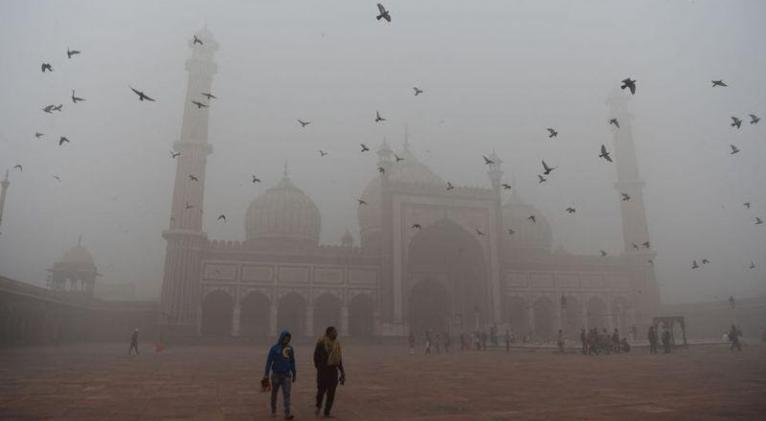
[485,150,504,324]
[160,28,219,336]
[607,93,660,323]
[0,170,9,229]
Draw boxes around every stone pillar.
[232,302,240,337]
[340,305,349,336]
[269,304,278,337]
[305,305,314,337]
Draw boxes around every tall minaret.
[608,93,660,323]
[160,28,219,336]
[0,170,9,229]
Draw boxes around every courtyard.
[1,342,765,420]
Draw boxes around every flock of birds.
[7,3,763,277]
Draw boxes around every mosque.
[156,28,660,340]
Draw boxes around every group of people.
[263,326,346,419]
[579,328,631,355]
[411,327,517,354]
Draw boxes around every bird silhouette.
[599,144,613,162]
[692,260,699,269]
[621,193,631,201]
[750,261,756,269]
[756,217,763,225]
[642,241,650,248]
[42,105,55,113]
[13,164,22,172]
[193,35,203,45]
[52,175,61,182]
[411,223,422,229]
[298,119,310,127]
[357,199,368,206]
[185,202,194,209]
[743,202,751,209]
[378,166,385,174]
[541,160,556,175]
[566,207,576,214]
[620,78,636,95]
[501,183,512,190]
[547,128,558,138]
[130,87,155,102]
[538,174,547,184]
[201,92,216,100]
[507,228,515,235]
[375,111,386,122]
[702,258,710,264]
[446,182,455,191]
[475,229,485,236]
[52,104,63,112]
[41,63,53,72]
[188,175,199,181]
[170,151,181,159]
[319,150,328,157]
[71,90,85,103]
[528,215,536,223]
[58,136,69,145]
[609,118,620,128]
[34,132,44,138]
[191,100,208,109]
[394,154,404,162]
[251,175,261,183]
[217,214,226,222]
[361,144,370,152]
[482,155,494,165]
[600,250,608,257]
[730,144,740,155]
[632,243,639,250]
[376,3,391,22]
[749,114,760,124]
[413,87,423,96]
[66,48,81,59]
[711,80,727,87]
[731,116,742,129]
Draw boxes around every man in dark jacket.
[263,330,296,420]
[648,326,658,354]
[314,326,345,418]
[129,328,139,355]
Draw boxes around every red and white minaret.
[160,28,219,336]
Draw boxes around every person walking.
[661,328,672,354]
[504,329,511,352]
[579,328,587,355]
[648,326,658,354]
[263,331,296,420]
[728,324,742,352]
[314,326,346,418]
[128,328,139,355]
[408,331,416,355]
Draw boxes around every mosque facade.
[159,29,660,340]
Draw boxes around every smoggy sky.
[0,0,764,303]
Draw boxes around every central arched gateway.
[406,219,489,334]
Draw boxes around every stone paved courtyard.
[1,342,765,420]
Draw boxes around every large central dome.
[245,171,320,249]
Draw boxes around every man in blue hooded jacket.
[263,330,296,419]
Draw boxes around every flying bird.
[599,144,613,162]
[41,63,53,72]
[730,116,742,129]
[361,144,370,152]
[547,128,558,138]
[193,35,203,45]
[191,100,208,109]
[749,114,760,124]
[188,174,199,181]
[621,193,631,201]
[130,87,155,102]
[52,104,63,112]
[750,261,756,269]
[756,217,763,225]
[541,160,556,175]
[701,258,710,264]
[319,150,328,157]
[251,175,261,183]
[446,182,455,191]
[58,136,69,145]
[482,155,494,165]
[185,202,194,209]
[13,164,22,172]
[730,144,740,155]
[501,183,512,190]
[692,260,699,269]
[298,119,310,127]
[376,3,391,22]
[413,87,423,96]
[538,174,547,184]
[609,118,620,128]
[528,215,536,223]
[632,243,639,250]
[566,207,576,214]
[357,199,368,206]
[743,202,751,209]
[375,111,386,122]
[66,48,81,59]
[217,214,226,222]
[711,80,727,87]
[620,78,636,95]
[378,166,385,174]
[642,241,650,248]
[34,132,44,138]
[42,105,55,113]
[71,90,85,103]
[475,229,485,236]
[411,223,422,229]
[600,250,608,257]
[201,92,216,100]
[507,228,515,235]
[394,154,404,162]
[170,151,181,159]
[52,175,61,182]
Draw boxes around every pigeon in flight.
[58,136,69,146]
[394,154,404,162]
[188,174,199,181]
[251,175,261,183]
[411,223,422,229]
[599,144,613,162]
[413,87,423,96]
[217,214,226,222]
[756,217,763,225]
[692,260,699,269]
[743,202,751,209]
[185,202,194,210]
[41,63,53,72]
[621,193,631,201]
[632,242,640,250]
[319,150,328,157]
[482,155,494,165]
[35,132,44,138]
[201,92,216,100]
[170,151,181,159]
[193,35,203,45]
[446,182,455,191]
[538,174,547,184]
[749,114,760,124]
[541,160,556,175]
[475,228,485,236]
[52,175,62,182]
[191,100,208,109]
[298,119,310,127]
[42,105,55,113]
[750,261,756,269]
[620,78,636,95]
[13,164,22,172]
[507,228,515,235]
[501,183,512,190]
[711,80,727,87]
[376,3,391,22]
[52,104,63,112]
[357,199,368,206]
[71,90,85,103]
[609,118,620,128]
[701,258,710,264]
[565,207,576,214]
[547,128,558,138]
[66,48,81,59]
[361,144,370,152]
[730,144,740,155]
[600,250,608,257]
[375,111,386,123]
[528,215,536,223]
[730,116,742,129]
[130,87,155,102]
[642,241,650,248]
[378,166,385,174]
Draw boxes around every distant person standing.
[647,326,658,354]
[611,329,620,353]
[556,329,565,353]
[314,326,346,418]
[728,324,742,352]
[580,328,587,355]
[443,332,451,353]
[424,330,432,355]
[435,332,442,354]
[263,330,296,420]
[505,329,511,352]
[128,328,139,355]
[408,331,416,355]
[661,328,672,354]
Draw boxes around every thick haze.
[0,0,764,303]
